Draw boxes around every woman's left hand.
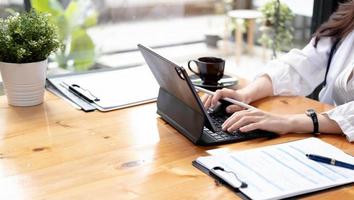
[222,108,292,134]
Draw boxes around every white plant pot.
[0,59,48,106]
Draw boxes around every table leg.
[223,16,230,53]
[247,19,255,54]
[235,19,242,64]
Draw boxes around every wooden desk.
[0,92,353,199]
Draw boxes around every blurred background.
[0,0,342,95]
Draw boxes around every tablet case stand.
[156,87,215,145]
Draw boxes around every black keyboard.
[205,112,272,142]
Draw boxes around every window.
[1,0,316,77]
[24,0,229,72]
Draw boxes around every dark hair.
[314,0,354,46]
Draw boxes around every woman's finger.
[222,109,258,128]
[202,94,213,108]
[210,88,237,107]
[222,110,248,128]
[227,116,261,132]
[205,97,211,109]
[201,94,208,103]
[210,89,224,107]
[239,122,262,132]
[226,105,244,113]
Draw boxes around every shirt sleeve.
[323,101,354,142]
[258,37,333,96]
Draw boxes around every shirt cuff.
[256,59,296,96]
[324,110,354,142]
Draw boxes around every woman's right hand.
[201,88,250,113]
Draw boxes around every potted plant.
[0,10,60,106]
[258,0,294,57]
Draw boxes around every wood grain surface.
[0,92,352,200]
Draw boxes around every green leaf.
[64,0,79,28]
[83,11,98,28]
[31,0,68,43]
[55,15,70,42]
[69,28,95,71]
[31,0,64,17]
[0,11,60,63]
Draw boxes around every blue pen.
[306,154,354,170]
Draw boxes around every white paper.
[197,138,354,200]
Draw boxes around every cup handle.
[188,60,199,75]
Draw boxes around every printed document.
[196,138,354,200]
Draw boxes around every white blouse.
[260,30,354,142]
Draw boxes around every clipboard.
[192,138,354,200]
[46,66,159,112]
[46,78,96,112]
[192,160,251,200]
[193,160,353,200]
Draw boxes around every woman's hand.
[201,75,274,113]
[202,88,250,113]
[222,109,292,134]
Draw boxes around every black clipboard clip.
[210,166,248,189]
[62,82,100,103]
